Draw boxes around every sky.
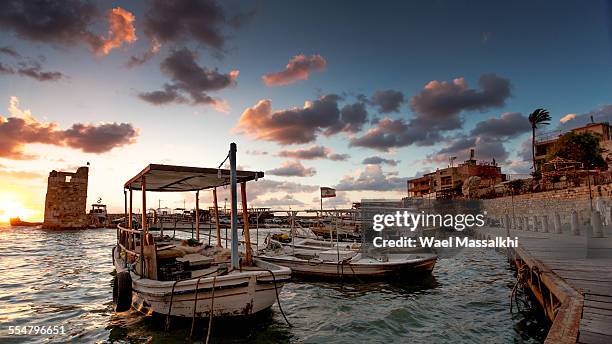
[1,0,612,221]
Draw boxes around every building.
[535,122,612,171]
[43,166,89,229]
[407,149,505,198]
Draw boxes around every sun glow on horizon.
[0,193,40,223]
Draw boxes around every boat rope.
[205,276,217,344]
[245,267,292,327]
[189,276,203,339]
[165,280,180,331]
[217,151,230,169]
[510,263,529,314]
[344,259,362,283]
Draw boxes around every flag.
[320,187,336,198]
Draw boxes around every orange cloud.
[262,54,326,86]
[559,113,576,124]
[96,7,137,55]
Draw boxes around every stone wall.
[482,183,612,229]
[43,167,89,229]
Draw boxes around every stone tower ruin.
[42,166,89,229]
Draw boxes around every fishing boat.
[268,234,361,251]
[112,143,291,319]
[258,246,436,279]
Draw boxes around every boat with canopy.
[112,143,291,320]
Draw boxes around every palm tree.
[528,108,551,173]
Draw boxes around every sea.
[0,225,547,343]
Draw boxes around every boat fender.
[113,271,132,312]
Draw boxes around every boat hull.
[113,248,291,317]
[257,254,437,279]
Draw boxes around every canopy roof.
[124,164,264,192]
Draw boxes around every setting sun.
[0,193,38,223]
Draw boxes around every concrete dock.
[476,217,612,344]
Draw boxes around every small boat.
[309,224,361,241]
[258,246,437,279]
[268,234,361,251]
[9,217,42,227]
[112,143,291,319]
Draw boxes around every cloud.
[0,49,65,82]
[16,61,64,82]
[469,112,530,138]
[336,165,405,191]
[411,74,511,118]
[0,46,19,58]
[245,149,268,155]
[0,0,98,45]
[0,97,138,159]
[556,105,612,131]
[0,168,44,180]
[426,112,530,165]
[278,145,349,161]
[91,8,137,55]
[61,123,138,153]
[362,156,399,166]
[349,117,427,151]
[332,101,369,134]
[262,54,326,86]
[351,76,513,152]
[142,0,251,50]
[0,2,136,55]
[311,190,352,208]
[253,194,305,207]
[426,135,508,164]
[267,161,316,177]
[234,95,368,145]
[559,113,576,124]
[371,89,404,113]
[126,39,161,68]
[203,179,318,205]
[138,48,238,110]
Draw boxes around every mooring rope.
[205,276,217,344]
[510,264,529,314]
[245,267,292,327]
[165,280,180,331]
[189,277,203,339]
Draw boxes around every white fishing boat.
[267,234,361,251]
[112,143,291,319]
[258,246,437,279]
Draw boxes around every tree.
[547,131,607,169]
[528,108,552,173]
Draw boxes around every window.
[65,176,72,183]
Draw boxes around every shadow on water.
[107,308,294,343]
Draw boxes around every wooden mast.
[241,182,252,266]
[213,188,221,247]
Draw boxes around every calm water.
[0,226,547,343]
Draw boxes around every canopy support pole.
[213,188,221,247]
[128,189,133,229]
[241,182,252,266]
[140,176,147,276]
[195,190,200,242]
[230,143,239,270]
